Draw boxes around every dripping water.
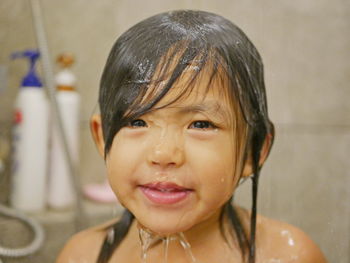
[178,232,197,263]
[139,227,156,263]
[163,236,170,263]
[138,227,199,263]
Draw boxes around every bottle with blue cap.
[11,49,49,212]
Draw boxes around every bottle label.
[12,109,22,175]
[14,109,23,124]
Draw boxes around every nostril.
[148,141,185,168]
[151,160,176,167]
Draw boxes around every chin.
[136,214,195,236]
[142,224,190,236]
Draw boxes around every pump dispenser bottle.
[11,50,49,212]
[48,53,80,209]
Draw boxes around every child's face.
[103,68,246,235]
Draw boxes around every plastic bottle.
[48,53,80,209]
[10,49,49,212]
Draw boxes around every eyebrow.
[176,101,231,119]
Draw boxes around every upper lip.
[140,182,192,191]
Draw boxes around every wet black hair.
[97,10,274,263]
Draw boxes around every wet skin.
[95,64,253,238]
[56,210,328,263]
[105,81,242,236]
[56,69,327,262]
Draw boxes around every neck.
[126,208,242,263]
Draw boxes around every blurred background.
[0,0,349,262]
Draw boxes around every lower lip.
[139,186,191,205]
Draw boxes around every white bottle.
[48,54,80,209]
[11,50,49,212]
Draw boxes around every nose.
[147,130,185,168]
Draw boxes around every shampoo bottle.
[48,53,80,209]
[11,49,49,212]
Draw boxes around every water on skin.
[178,232,197,263]
[138,227,198,263]
[281,230,295,247]
[163,236,170,263]
[139,227,157,263]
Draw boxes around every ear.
[90,114,105,158]
[241,131,274,177]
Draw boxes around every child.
[57,10,327,263]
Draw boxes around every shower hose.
[0,203,45,262]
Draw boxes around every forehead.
[149,57,233,112]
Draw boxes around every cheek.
[188,141,237,203]
[106,162,128,204]
[201,171,235,205]
[105,137,139,200]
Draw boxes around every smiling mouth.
[139,182,193,205]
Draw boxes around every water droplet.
[281,230,295,247]
[288,237,295,246]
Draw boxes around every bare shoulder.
[256,214,328,263]
[55,219,118,263]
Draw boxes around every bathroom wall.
[0,0,349,262]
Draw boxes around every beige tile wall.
[0,0,349,262]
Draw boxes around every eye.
[128,119,147,128]
[188,120,217,130]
